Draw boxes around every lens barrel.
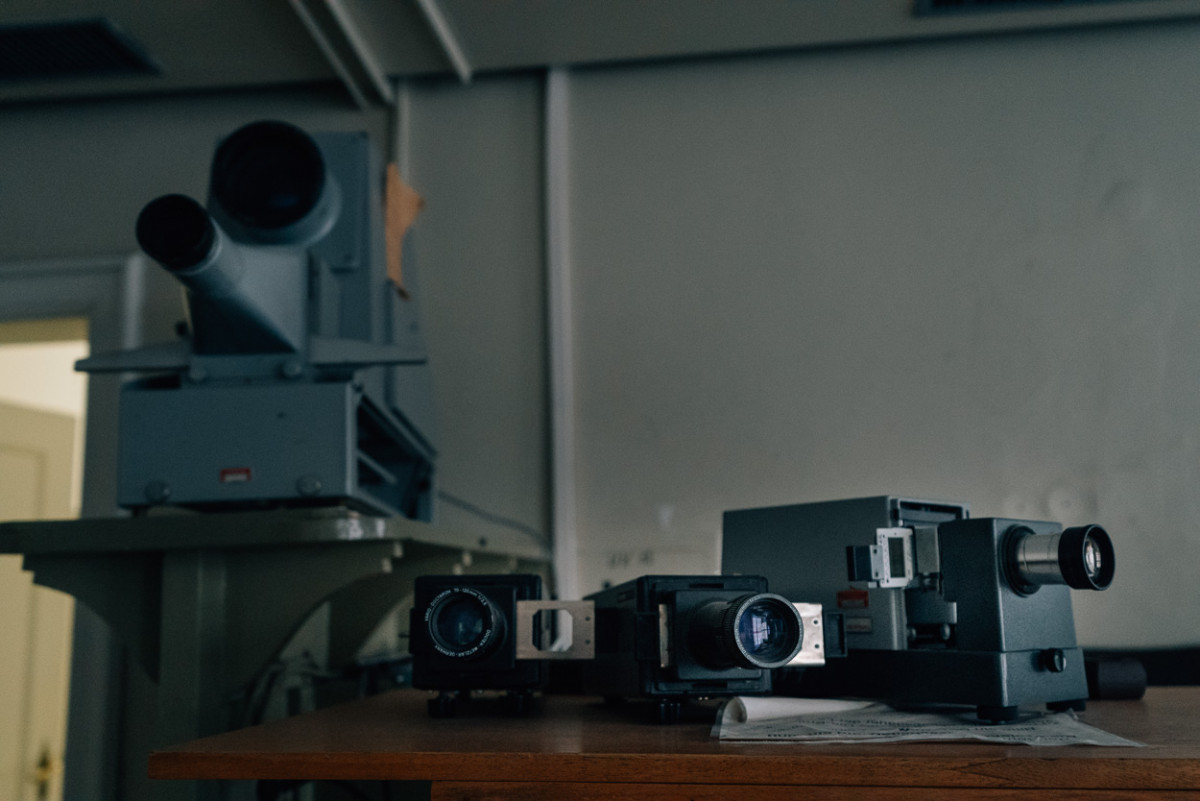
[425,587,505,660]
[690,592,804,670]
[1006,524,1115,594]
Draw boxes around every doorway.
[0,255,145,800]
[0,319,89,801]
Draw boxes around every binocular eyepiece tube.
[1006,524,1115,594]
[209,120,337,241]
[136,193,221,275]
[132,121,340,355]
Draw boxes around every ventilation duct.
[916,0,1153,13]
[0,17,159,81]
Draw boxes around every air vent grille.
[915,0,1152,14]
[0,17,159,81]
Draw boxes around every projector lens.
[735,596,803,667]
[426,588,504,659]
[690,592,804,670]
[1006,524,1115,594]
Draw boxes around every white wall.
[565,22,1200,647]
[406,75,549,549]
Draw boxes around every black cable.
[436,489,550,548]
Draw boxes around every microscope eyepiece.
[210,120,326,230]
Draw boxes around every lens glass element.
[736,600,797,665]
[427,588,500,659]
[435,596,486,649]
[1083,537,1102,581]
[211,121,325,230]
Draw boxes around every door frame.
[0,254,146,801]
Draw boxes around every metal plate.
[514,600,595,660]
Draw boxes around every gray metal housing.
[723,496,968,650]
[79,125,436,519]
[723,496,1096,717]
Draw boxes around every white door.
[0,257,142,801]
[0,401,78,801]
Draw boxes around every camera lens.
[1005,524,1115,594]
[736,597,803,666]
[690,592,804,670]
[435,597,486,648]
[136,194,215,271]
[210,120,326,230]
[426,588,505,659]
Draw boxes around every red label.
[220,467,252,483]
[837,588,869,610]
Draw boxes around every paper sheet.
[713,697,1142,747]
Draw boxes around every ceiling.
[3,0,1200,106]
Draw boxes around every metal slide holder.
[514,600,596,660]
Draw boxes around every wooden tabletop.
[149,687,1200,796]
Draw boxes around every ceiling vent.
[0,17,159,82]
[915,0,1151,13]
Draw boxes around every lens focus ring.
[721,593,805,670]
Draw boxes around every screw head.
[296,475,323,497]
[144,481,171,503]
[1040,648,1068,673]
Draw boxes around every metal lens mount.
[691,592,804,670]
[1005,524,1115,595]
[425,587,505,660]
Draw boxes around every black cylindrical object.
[1058,525,1116,591]
[688,592,803,670]
[1006,524,1115,594]
[136,194,215,271]
[1085,656,1147,700]
[210,120,326,230]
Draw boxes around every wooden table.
[150,687,1200,800]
